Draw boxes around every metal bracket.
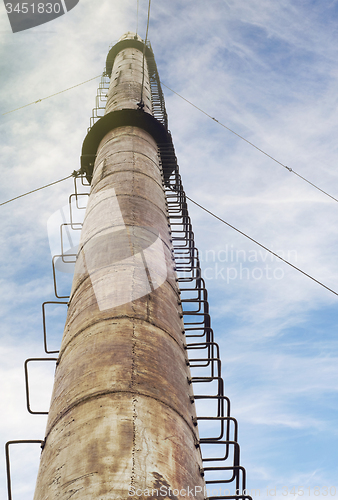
[52,255,71,299]
[60,224,78,265]
[24,358,57,414]
[5,440,44,500]
[42,301,68,354]
[69,192,88,223]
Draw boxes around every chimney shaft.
[33,33,205,500]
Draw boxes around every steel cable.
[0,174,75,206]
[139,0,151,108]
[185,194,338,297]
[2,75,101,116]
[136,0,139,35]
[161,82,338,205]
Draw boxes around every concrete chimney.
[33,33,205,500]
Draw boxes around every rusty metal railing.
[5,440,45,500]
[88,71,110,132]
[161,139,253,500]
[24,358,58,415]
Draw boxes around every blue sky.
[1,0,338,498]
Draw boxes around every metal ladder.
[160,139,252,500]
[145,41,168,129]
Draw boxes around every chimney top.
[118,32,144,43]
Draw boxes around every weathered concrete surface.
[33,33,205,500]
[105,33,153,115]
[34,396,202,499]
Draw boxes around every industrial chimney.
[32,32,205,500]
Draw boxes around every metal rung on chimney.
[161,143,253,500]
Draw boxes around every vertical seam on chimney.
[130,144,137,489]
[130,320,137,490]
